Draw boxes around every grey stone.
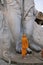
[33,22,43,47]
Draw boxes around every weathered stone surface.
[1,51,43,65]
[0,5,43,65]
[0,59,16,65]
[33,12,43,47]
[33,22,43,47]
[0,10,11,54]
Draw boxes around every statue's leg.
[24,18,41,52]
[7,8,21,52]
[24,17,34,38]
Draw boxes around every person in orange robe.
[22,34,29,58]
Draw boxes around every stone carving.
[33,12,43,47]
[33,22,43,46]
[0,0,43,55]
[0,8,11,55]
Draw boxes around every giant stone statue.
[0,0,43,56]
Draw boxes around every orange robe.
[22,34,29,57]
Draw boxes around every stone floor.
[1,52,43,65]
[0,59,16,65]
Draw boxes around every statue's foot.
[30,43,41,52]
[27,48,32,54]
[29,37,41,52]
[16,50,21,54]
[16,48,32,54]
[16,47,22,54]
